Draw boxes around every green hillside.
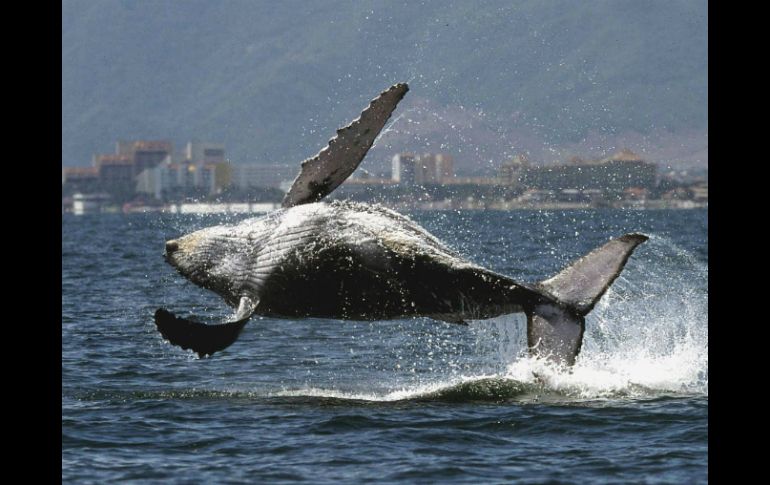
[62,0,707,171]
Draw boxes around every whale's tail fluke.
[525,234,648,367]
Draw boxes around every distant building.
[518,149,657,193]
[434,154,454,181]
[623,187,649,201]
[116,140,173,177]
[662,187,691,200]
[185,142,225,164]
[392,153,416,185]
[393,152,454,185]
[94,154,134,191]
[691,183,708,202]
[136,158,230,199]
[337,177,398,197]
[66,140,174,202]
[416,153,454,184]
[518,189,556,203]
[558,189,588,203]
[72,193,111,215]
[230,164,298,189]
[441,176,498,186]
[66,140,225,201]
[62,166,99,192]
[498,154,530,185]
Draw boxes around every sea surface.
[62,208,708,483]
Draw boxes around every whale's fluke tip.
[154,308,250,358]
[618,233,649,244]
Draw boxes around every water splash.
[483,234,708,399]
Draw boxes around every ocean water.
[62,208,708,483]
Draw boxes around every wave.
[70,371,699,406]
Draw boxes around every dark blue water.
[62,209,708,483]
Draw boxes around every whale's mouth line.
[163,251,185,275]
[162,249,192,283]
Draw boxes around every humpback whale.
[155,83,648,366]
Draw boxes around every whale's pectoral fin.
[282,83,409,208]
[154,297,257,358]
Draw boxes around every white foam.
[268,381,452,402]
[493,234,708,399]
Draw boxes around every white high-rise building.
[393,153,453,185]
[392,153,416,184]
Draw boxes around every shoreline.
[64,199,708,215]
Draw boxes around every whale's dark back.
[255,233,540,322]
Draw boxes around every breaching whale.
[155,82,647,367]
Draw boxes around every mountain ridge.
[62,0,708,171]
